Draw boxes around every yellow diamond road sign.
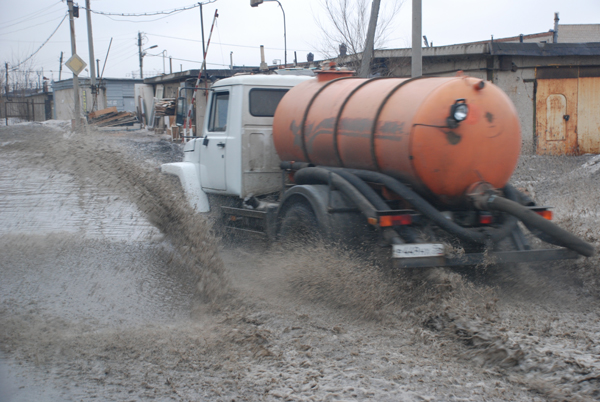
[65,54,87,76]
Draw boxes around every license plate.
[392,244,445,259]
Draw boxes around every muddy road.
[1,123,599,401]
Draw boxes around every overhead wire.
[9,13,68,71]
[3,1,233,77]
[167,56,229,68]
[0,1,63,30]
[0,10,67,36]
[98,10,188,23]
[82,1,216,17]
[145,32,315,53]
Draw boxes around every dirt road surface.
[1,122,599,401]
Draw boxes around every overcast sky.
[1,0,599,82]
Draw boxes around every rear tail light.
[535,210,553,220]
[379,214,413,227]
[478,213,493,225]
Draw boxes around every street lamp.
[140,44,157,79]
[251,0,287,67]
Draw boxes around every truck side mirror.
[175,96,186,126]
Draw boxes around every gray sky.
[1,0,599,81]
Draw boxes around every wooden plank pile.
[154,98,176,116]
[88,106,139,127]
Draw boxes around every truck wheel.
[279,202,321,244]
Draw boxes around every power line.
[83,1,216,17]
[145,32,315,53]
[97,10,188,23]
[167,56,234,68]
[9,13,68,71]
[0,2,63,31]
[0,11,66,36]
[0,2,62,24]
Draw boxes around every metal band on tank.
[332,77,389,167]
[370,76,428,172]
[299,77,358,164]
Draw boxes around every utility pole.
[59,52,63,80]
[411,0,422,78]
[358,0,381,78]
[553,12,560,43]
[96,59,100,78]
[85,0,97,111]
[67,0,81,128]
[138,32,143,79]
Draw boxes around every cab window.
[208,91,229,131]
[249,88,289,117]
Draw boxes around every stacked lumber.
[88,106,139,127]
[154,98,176,116]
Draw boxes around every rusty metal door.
[536,79,578,155]
[577,77,600,154]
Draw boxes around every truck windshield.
[249,88,289,117]
[209,91,229,132]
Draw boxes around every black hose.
[293,167,378,220]
[321,167,417,244]
[322,168,388,210]
[292,166,594,257]
[487,195,595,257]
[507,185,561,246]
[333,168,518,245]
[280,161,313,170]
[320,167,419,243]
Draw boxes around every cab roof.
[212,74,314,88]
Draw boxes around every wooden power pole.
[67,0,81,128]
[85,0,97,111]
[138,32,143,79]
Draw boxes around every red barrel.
[273,70,521,204]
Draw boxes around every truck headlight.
[447,99,468,128]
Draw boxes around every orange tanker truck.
[163,65,594,268]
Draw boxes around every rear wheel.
[279,202,321,244]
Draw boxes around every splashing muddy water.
[1,123,599,401]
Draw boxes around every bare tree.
[315,0,403,69]
[0,65,5,96]
[4,56,39,96]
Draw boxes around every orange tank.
[272,70,521,205]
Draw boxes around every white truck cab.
[160,71,594,267]
[162,74,313,212]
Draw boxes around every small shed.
[52,77,142,120]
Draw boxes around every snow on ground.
[1,123,599,401]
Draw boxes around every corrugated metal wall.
[106,81,137,112]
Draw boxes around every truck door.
[201,90,229,191]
